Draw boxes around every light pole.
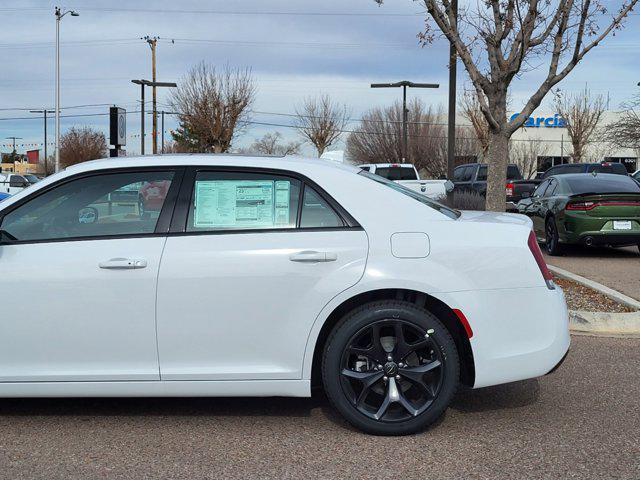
[371,81,439,163]
[54,6,79,173]
[30,109,54,175]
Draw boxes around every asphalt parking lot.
[544,245,640,300]
[0,335,637,479]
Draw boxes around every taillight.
[566,201,596,211]
[566,200,640,211]
[527,230,555,290]
[505,183,514,196]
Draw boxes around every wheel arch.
[310,288,475,390]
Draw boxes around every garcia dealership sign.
[510,113,567,128]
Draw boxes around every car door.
[156,168,368,380]
[0,168,181,382]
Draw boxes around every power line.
[0,7,424,17]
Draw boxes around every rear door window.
[187,172,301,232]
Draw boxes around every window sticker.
[194,180,291,229]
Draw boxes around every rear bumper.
[435,286,571,389]
[574,232,640,247]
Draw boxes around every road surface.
[0,335,638,479]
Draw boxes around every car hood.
[457,210,533,228]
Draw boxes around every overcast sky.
[1,0,639,155]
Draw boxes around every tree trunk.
[485,132,510,212]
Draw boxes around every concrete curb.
[549,265,640,310]
[569,310,640,336]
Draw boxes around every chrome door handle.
[289,251,337,263]
[99,258,147,270]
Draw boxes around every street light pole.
[54,6,79,173]
[371,81,439,163]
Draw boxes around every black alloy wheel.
[322,301,459,435]
[545,216,562,256]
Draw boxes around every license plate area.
[613,220,632,230]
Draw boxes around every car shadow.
[0,396,321,419]
[450,378,540,413]
[0,379,540,425]
[557,245,639,258]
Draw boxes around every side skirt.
[0,380,311,398]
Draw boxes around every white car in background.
[0,155,569,435]
[358,163,454,200]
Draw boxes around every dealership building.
[507,111,638,174]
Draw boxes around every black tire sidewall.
[546,216,561,255]
[322,301,460,436]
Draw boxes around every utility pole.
[161,110,165,153]
[370,81,439,163]
[5,136,23,152]
[143,36,159,154]
[446,0,458,202]
[30,109,54,174]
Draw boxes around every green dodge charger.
[518,173,640,255]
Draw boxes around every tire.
[545,216,563,256]
[322,300,460,436]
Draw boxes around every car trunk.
[567,193,640,218]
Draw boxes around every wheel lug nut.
[387,355,393,361]
[398,363,404,368]
[383,376,388,381]
[395,375,401,380]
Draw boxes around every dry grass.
[554,276,636,313]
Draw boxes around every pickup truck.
[452,163,539,204]
[358,163,454,200]
[0,173,34,195]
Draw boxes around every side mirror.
[78,207,99,224]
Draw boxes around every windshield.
[23,174,39,184]
[359,171,460,220]
[373,166,418,181]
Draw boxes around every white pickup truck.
[358,163,453,200]
[0,173,38,195]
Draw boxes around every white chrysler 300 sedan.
[0,155,569,435]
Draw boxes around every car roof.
[549,172,633,182]
[63,154,362,176]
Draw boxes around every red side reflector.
[453,309,473,339]
[527,230,555,289]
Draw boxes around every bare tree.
[170,62,256,153]
[509,137,550,179]
[347,100,480,178]
[553,88,605,163]
[244,132,302,156]
[459,90,490,156]
[377,0,638,210]
[610,94,640,150]
[294,94,349,156]
[59,127,107,170]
